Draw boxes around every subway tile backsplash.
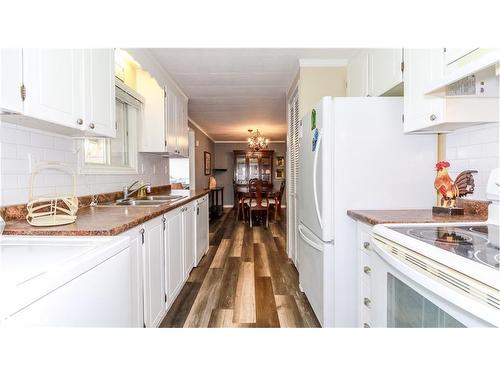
[445,123,500,201]
[0,121,170,206]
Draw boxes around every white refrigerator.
[297,97,437,327]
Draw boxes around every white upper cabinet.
[369,49,403,97]
[83,49,116,137]
[403,48,498,133]
[0,48,23,113]
[347,49,403,97]
[136,68,189,157]
[0,48,115,137]
[23,49,84,131]
[347,51,369,97]
[136,68,166,153]
[403,49,444,133]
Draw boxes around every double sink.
[102,195,185,207]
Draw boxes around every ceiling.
[149,49,359,142]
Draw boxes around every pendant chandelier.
[247,129,269,151]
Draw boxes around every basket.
[26,162,78,227]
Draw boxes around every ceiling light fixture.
[247,129,269,152]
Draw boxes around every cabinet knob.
[364,297,372,308]
[76,118,83,125]
[363,266,371,275]
[429,114,437,121]
[89,123,95,129]
[363,241,370,250]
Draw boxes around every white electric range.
[371,169,500,327]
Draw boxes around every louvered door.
[287,87,300,266]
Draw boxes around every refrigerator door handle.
[313,132,323,229]
[298,224,323,252]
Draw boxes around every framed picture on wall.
[276,155,285,167]
[275,168,285,180]
[204,151,211,175]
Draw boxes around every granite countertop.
[2,189,209,236]
[347,209,488,226]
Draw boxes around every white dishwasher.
[195,194,209,266]
[0,235,140,327]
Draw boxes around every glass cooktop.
[391,224,499,270]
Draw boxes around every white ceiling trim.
[188,116,215,143]
[299,58,348,67]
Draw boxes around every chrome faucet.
[123,180,151,199]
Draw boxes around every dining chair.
[233,180,245,221]
[268,180,285,221]
[245,179,269,228]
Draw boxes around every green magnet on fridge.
[311,109,316,130]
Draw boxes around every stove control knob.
[364,298,372,308]
[363,241,370,250]
[363,323,371,328]
[363,266,371,275]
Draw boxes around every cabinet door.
[369,49,403,97]
[178,96,189,157]
[165,209,184,305]
[0,48,23,113]
[142,217,166,327]
[444,48,478,65]
[347,51,369,97]
[183,204,196,279]
[23,49,84,129]
[83,49,116,137]
[195,197,209,266]
[403,49,445,133]
[165,88,178,154]
[136,68,166,152]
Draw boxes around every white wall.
[445,123,499,200]
[0,121,170,206]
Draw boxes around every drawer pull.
[363,323,371,328]
[364,297,372,308]
[363,266,371,275]
[363,241,370,250]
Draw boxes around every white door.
[347,51,369,97]
[165,209,184,305]
[403,49,445,133]
[136,68,165,152]
[165,88,178,154]
[23,49,84,129]
[83,49,116,137]
[0,48,23,113]
[183,203,196,280]
[287,87,300,265]
[297,97,334,241]
[196,196,209,265]
[142,217,166,327]
[369,49,403,96]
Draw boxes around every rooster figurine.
[434,161,477,213]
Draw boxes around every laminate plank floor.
[160,209,320,328]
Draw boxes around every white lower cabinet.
[141,216,166,327]
[356,222,374,328]
[182,202,196,280]
[164,207,184,307]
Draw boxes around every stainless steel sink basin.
[99,195,185,207]
[140,195,184,201]
[115,200,168,206]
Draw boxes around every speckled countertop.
[347,209,488,226]
[2,189,209,236]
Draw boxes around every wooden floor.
[160,209,320,328]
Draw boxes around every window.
[80,83,141,174]
[169,158,190,186]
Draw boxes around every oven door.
[371,238,497,328]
